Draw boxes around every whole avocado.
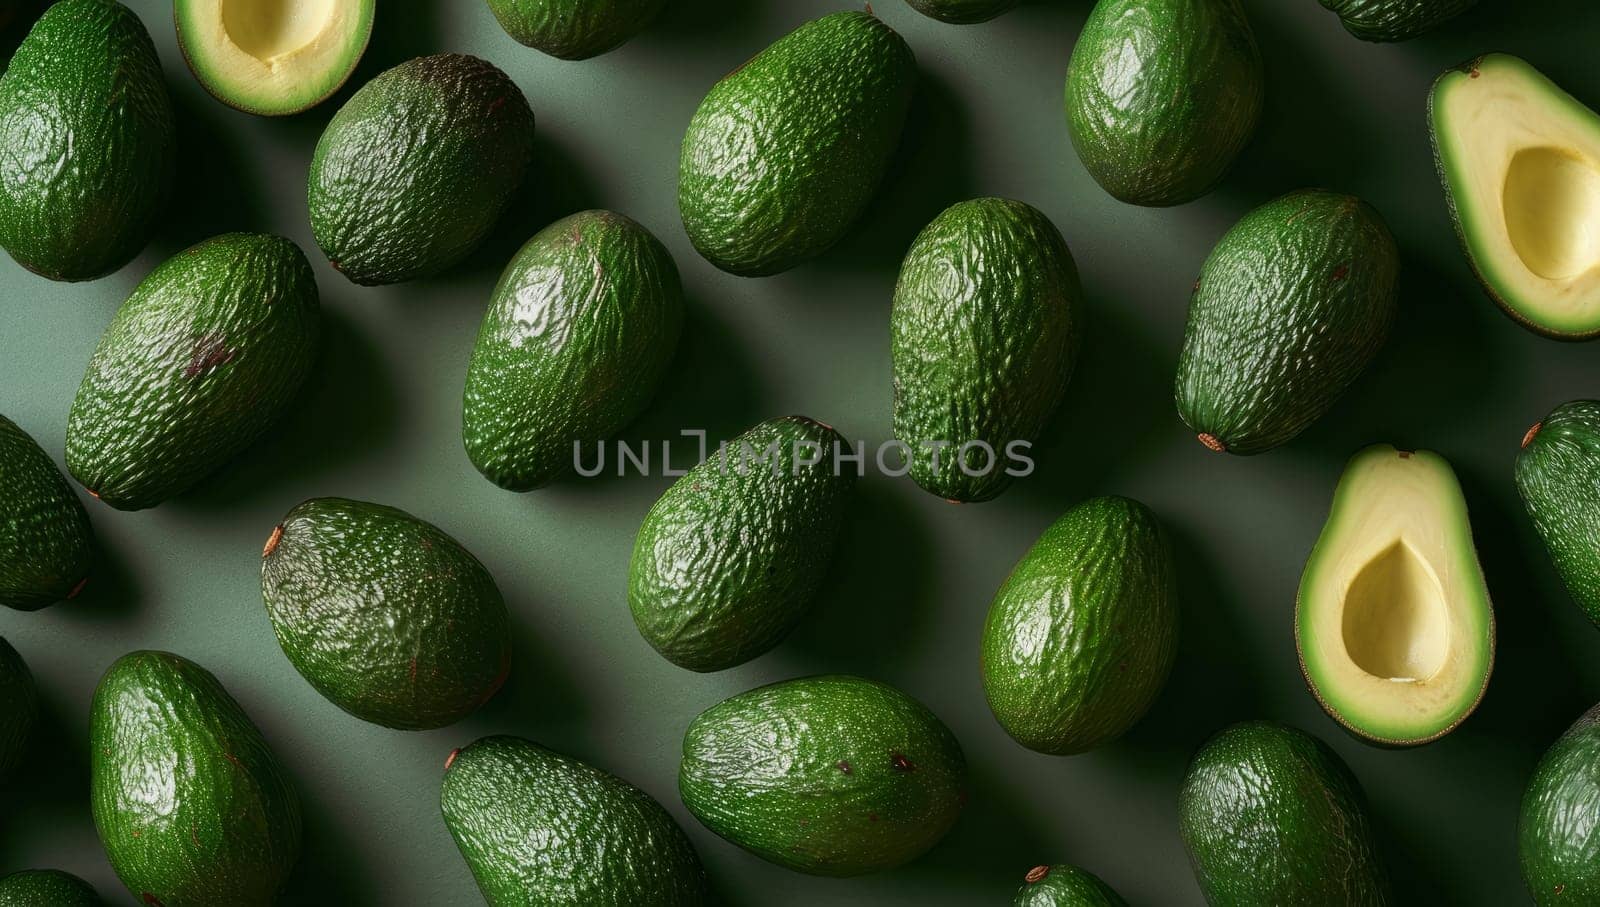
[1175,190,1398,455]
[1013,863,1128,906]
[486,0,666,59]
[891,198,1081,502]
[0,414,92,610]
[982,496,1178,754]
[1319,0,1477,41]
[0,0,173,281]
[679,674,966,876]
[464,210,683,491]
[1179,721,1390,905]
[0,636,36,777]
[309,54,535,285]
[261,497,512,730]
[91,651,301,907]
[442,736,709,906]
[1519,702,1600,904]
[0,870,101,907]
[906,0,1020,23]
[629,416,856,672]
[1516,401,1600,629]
[1065,0,1262,206]
[678,11,916,276]
[65,233,321,510]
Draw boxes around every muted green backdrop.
[1,0,1597,903]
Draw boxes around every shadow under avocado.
[0,682,93,867]
[149,88,271,260]
[462,612,589,746]
[647,0,768,45]
[58,528,142,624]
[280,789,384,907]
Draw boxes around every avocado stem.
[1522,421,1542,449]
[1025,865,1050,884]
[1197,433,1227,453]
[262,525,284,558]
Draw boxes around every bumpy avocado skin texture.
[262,497,512,730]
[0,414,92,610]
[1516,401,1600,629]
[1520,702,1600,905]
[0,637,36,778]
[487,0,666,59]
[65,234,321,511]
[0,869,101,906]
[309,54,535,285]
[892,198,1081,502]
[1065,0,1262,207]
[678,11,916,276]
[906,0,1020,24]
[1175,190,1398,455]
[464,210,683,491]
[92,651,301,907]
[982,496,1178,755]
[1179,721,1389,906]
[442,736,709,906]
[0,0,174,281]
[1320,0,1476,41]
[629,417,855,672]
[680,675,967,876]
[1013,864,1128,906]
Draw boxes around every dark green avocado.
[1,414,92,610]
[1065,0,1263,206]
[0,0,174,281]
[442,735,709,906]
[0,636,36,778]
[629,416,855,672]
[678,11,916,276]
[261,497,512,730]
[91,650,301,907]
[308,54,535,285]
[891,197,1082,502]
[1319,0,1477,41]
[906,0,1020,24]
[486,0,666,59]
[1520,702,1600,905]
[464,210,683,491]
[1179,721,1390,905]
[1175,190,1398,455]
[65,233,321,510]
[0,869,101,907]
[1013,863,1128,906]
[981,496,1179,754]
[679,674,967,876]
[1516,401,1600,629]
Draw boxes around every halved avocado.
[1430,54,1600,339]
[176,0,375,116]
[1296,444,1494,746]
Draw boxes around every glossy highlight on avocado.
[1321,0,1477,42]
[1516,400,1600,628]
[1519,702,1600,905]
[177,0,375,116]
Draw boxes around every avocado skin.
[982,496,1178,754]
[65,233,321,510]
[891,198,1081,502]
[1013,864,1127,906]
[678,11,916,276]
[1519,702,1600,905]
[1320,0,1476,41]
[309,54,535,285]
[906,0,1019,23]
[680,675,966,876]
[1175,190,1398,455]
[464,210,683,491]
[442,736,710,906]
[0,0,174,281]
[0,414,92,610]
[1179,721,1389,906]
[486,0,666,59]
[261,497,512,730]
[0,637,36,778]
[1516,401,1600,629]
[91,651,301,907]
[0,870,101,907]
[629,416,855,672]
[1065,0,1262,207]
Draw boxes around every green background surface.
[1,0,1597,903]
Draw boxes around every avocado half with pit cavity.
[1296,444,1494,746]
[1430,54,1600,339]
[177,0,375,116]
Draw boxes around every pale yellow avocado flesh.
[1431,54,1600,338]
[1296,445,1494,745]
[177,0,375,116]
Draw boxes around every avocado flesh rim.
[1297,446,1493,745]
[1432,54,1600,337]
[178,0,373,115]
